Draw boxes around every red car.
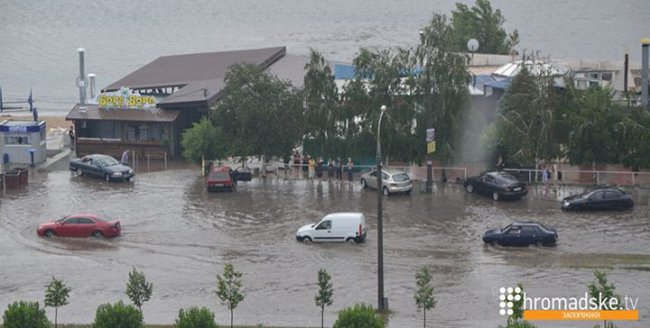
[206,166,236,192]
[37,213,121,238]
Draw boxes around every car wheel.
[405,189,412,195]
[302,236,312,243]
[346,237,356,244]
[125,177,131,182]
[105,174,111,182]
[382,187,390,197]
[92,230,103,238]
[492,192,500,201]
[44,230,54,238]
[361,179,367,189]
[465,184,474,193]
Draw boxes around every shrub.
[92,301,143,328]
[333,303,384,328]
[2,301,50,328]
[175,306,219,328]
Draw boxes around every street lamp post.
[376,104,387,311]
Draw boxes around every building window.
[4,136,30,144]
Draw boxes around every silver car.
[360,168,413,196]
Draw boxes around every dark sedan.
[483,222,557,247]
[562,187,634,211]
[464,171,527,201]
[69,154,134,182]
[234,165,253,182]
[37,213,121,238]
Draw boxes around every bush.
[175,306,219,328]
[333,303,384,328]
[2,301,50,328]
[92,301,143,328]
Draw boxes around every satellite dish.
[467,39,479,52]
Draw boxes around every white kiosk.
[0,120,47,167]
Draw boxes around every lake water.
[1,0,648,115]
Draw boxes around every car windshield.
[501,224,512,232]
[391,173,410,182]
[97,156,120,167]
[494,172,518,184]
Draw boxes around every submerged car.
[483,222,557,247]
[561,187,634,211]
[464,171,527,201]
[234,165,253,182]
[69,154,134,182]
[296,212,367,243]
[206,166,236,192]
[37,213,121,238]
[360,168,412,196]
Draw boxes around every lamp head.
[380,105,387,113]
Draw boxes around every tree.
[92,301,143,328]
[181,117,225,164]
[175,306,219,328]
[2,301,50,328]
[414,266,436,328]
[44,276,71,328]
[588,270,620,328]
[315,268,334,328]
[333,303,384,328]
[449,0,519,55]
[211,63,304,163]
[303,49,341,157]
[125,267,153,313]
[216,263,245,328]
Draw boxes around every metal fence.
[503,168,650,187]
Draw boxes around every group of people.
[290,151,354,181]
[541,164,563,191]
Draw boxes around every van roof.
[323,212,364,219]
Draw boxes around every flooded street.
[1,167,649,327]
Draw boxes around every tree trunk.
[230,308,234,328]
[321,306,324,328]
[55,308,58,328]
[423,309,426,328]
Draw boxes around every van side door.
[312,220,335,242]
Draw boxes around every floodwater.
[1,167,649,327]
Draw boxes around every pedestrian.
[327,158,334,180]
[308,155,315,180]
[316,156,323,179]
[335,157,342,180]
[121,149,129,165]
[542,166,549,191]
[293,150,301,177]
[68,126,75,150]
[32,107,38,121]
[557,170,563,184]
[346,157,354,181]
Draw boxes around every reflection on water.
[0,169,649,326]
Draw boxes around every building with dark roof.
[66,46,288,159]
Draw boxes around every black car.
[464,171,527,201]
[561,187,634,211]
[483,222,558,247]
[69,154,135,182]
[233,165,253,182]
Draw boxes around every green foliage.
[414,266,436,328]
[126,267,153,313]
[216,263,245,328]
[315,268,334,328]
[44,276,71,328]
[333,303,384,328]
[175,306,219,328]
[587,270,620,328]
[2,301,50,328]
[211,63,304,161]
[449,0,519,55]
[92,301,143,328]
[181,117,224,164]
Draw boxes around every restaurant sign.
[98,87,156,110]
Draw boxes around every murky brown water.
[1,168,649,327]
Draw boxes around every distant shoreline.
[0,114,70,129]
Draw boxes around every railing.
[503,168,650,186]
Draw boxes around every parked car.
[296,212,367,243]
[206,166,236,192]
[360,168,412,196]
[464,171,527,201]
[37,213,121,238]
[69,154,134,182]
[234,165,253,182]
[482,222,557,247]
[561,187,634,211]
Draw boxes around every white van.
[296,212,367,243]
